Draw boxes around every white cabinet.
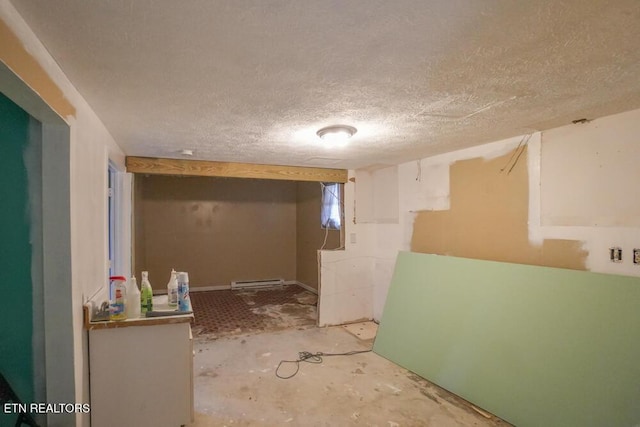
[88,320,193,426]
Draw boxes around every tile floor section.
[190,284,317,339]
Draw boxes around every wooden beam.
[125,156,348,183]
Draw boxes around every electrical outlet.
[610,247,623,263]
[633,249,640,265]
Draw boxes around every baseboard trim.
[188,282,318,293]
[285,280,318,294]
[190,285,231,292]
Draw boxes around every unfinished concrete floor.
[191,285,317,339]
[190,326,509,426]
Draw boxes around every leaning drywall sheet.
[374,251,640,427]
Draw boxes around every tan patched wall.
[134,175,297,287]
[411,147,587,270]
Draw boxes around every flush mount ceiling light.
[179,149,194,156]
[316,125,357,143]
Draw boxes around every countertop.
[84,295,193,330]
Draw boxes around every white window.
[107,161,133,282]
[108,163,117,278]
[321,183,341,230]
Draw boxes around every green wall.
[374,252,640,427]
[0,92,34,405]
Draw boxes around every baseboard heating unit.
[231,278,285,290]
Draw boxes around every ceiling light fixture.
[316,125,357,144]
[180,149,194,156]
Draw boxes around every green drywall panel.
[374,252,640,427]
[0,93,34,406]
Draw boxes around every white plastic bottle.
[177,272,190,312]
[167,269,178,307]
[126,276,141,319]
[109,276,127,321]
[140,271,154,314]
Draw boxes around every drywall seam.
[527,133,543,245]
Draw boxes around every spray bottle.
[177,272,190,312]
[140,271,154,314]
[167,269,178,307]
[109,276,127,321]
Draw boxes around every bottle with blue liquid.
[177,272,190,312]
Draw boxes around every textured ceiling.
[10,0,640,169]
